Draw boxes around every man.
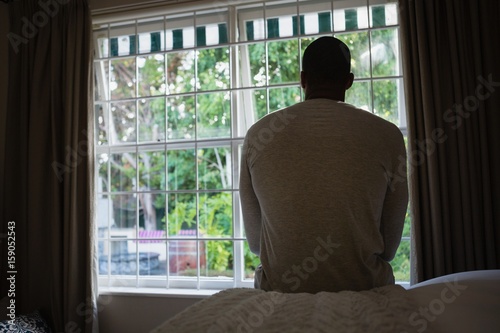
[239,37,408,294]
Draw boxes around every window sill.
[99,282,411,298]
[397,282,410,289]
[98,286,220,298]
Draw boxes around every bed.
[151,270,500,333]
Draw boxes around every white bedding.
[151,270,500,333]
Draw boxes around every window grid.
[94,0,407,290]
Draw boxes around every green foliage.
[391,239,410,281]
[244,242,261,279]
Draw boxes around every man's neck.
[305,90,345,102]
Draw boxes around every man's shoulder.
[247,103,303,135]
[246,99,402,139]
[339,102,402,135]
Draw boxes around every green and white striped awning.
[106,4,396,56]
[246,5,397,40]
[109,23,229,56]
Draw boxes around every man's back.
[240,99,408,293]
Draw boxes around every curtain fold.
[1,0,97,331]
[399,0,500,284]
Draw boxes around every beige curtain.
[1,0,97,331]
[399,0,500,284]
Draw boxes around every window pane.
[137,240,166,276]
[252,89,268,120]
[196,22,228,47]
[138,54,166,97]
[300,37,315,59]
[197,92,231,139]
[373,79,399,125]
[97,153,109,192]
[138,18,165,53]
[166,51,195,94]
[385,3,398,26]
[199,192,232,238]
[109,21,136,56]
[342,6,369,31]
[110,152,136,192]
[105,240,138,275]
[197,47,230,91]
[238,4,265,42]
[96,194,110,231]
[98,240,107,275]
[110,58,136,100]
[371,28,400,77]
[346,80,372,112]
[94,26,109,58]
[201,240,233,278]
[268,40,300,85]
[370,4,398,28]
[169,240,199,277]
[243,241,259,279]
[139,150,166,191]
[239,43,266,88]
[168,149,196,191]
[198,147,232,190]
[111,101,136,144]
[139,193,166,234]
[269,86,301,112]
[336,31,370,79]
[110,194,137,234]
[237,88,267,136]
[391,239,410,282]
[167,193,197,236]
[403,205,410,238]
[167,95,195,140]
[299,0,334,35]
[95,103,108,145]
[166,14,195,50]
[138,98,166,143]
[95,61,109,101]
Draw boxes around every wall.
[98,294,203,333]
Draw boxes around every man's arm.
[380,134,409,261]
[239,139,262,256]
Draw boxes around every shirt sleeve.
[380,133,409,261]
[239,137,262,256]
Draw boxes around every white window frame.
[93,0,408,294]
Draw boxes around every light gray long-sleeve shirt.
[240,99,408,293]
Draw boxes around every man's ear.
[345,73,354,90]
[300,71,307,89]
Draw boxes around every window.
[93,0,409,291]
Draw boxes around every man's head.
[301,36,354,101]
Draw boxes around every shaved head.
[302,36,351,86]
